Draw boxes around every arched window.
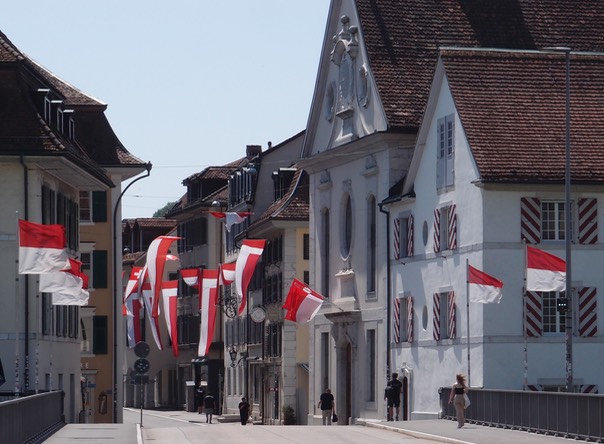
[367,195,376,292]
[321,208,330,297]
[342,194,353,258]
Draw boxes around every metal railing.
[440,387,604,442]
[0,391,65,443]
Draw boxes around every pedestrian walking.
[203,393,216,424]
[448,373,468,428]
[318,388,335,425]
[384,373,403,421]
[238,397,251,425]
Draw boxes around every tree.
[153,201,178,218]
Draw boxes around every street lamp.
[545,46,572,391]
[112,162,152,423]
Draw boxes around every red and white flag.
[283,278,324,324]
[146,235,180,318]
[198,269,218,357]
[210,212,252,232]
[124,296,143,348]
[40,258,89,305]
[18,219,70,274]
[526,246,566,292]
[142,282,163,351]
[123,266,145,306]
[180,268,201,288]
[468,265,503,304]
[161,280,179,357]
[235,239,266,315]
[219,262,236,286]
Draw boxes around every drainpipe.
[378,202,391,382]
[112,163,152,423]
[20,155,30,392]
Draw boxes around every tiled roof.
[356,0,604,131]
[442,49,604,183]
[248,169,309,230]
[134,218,177,229]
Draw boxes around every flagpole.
[14,211,21,396]
[523,242,528,390]
[466,259,471,387]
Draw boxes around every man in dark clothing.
[317,388,335,425]
[238,397,251,425]
[385,373,403,421]
[203,393,216,424]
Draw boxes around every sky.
[1,1,330,218]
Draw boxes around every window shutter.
[578,198,598,245]
[436,118,445,189]
[445,116,455,187]
[579,385,599,394]
[407,215,414,257]
[393,217,400,260]
[93,250,108,288]
[447,291,456,339]
[92,315,108,354]
[448,204,457,250]
[393,297,401,343]
[433,209,441,253]
[521,198,541,243]
[525,291,543,337]
[432,293,440,340]
[407,296,414,343]
[578,287,597,337]
[92,191,107,223]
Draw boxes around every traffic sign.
[134,341,150,358]
[134,358,150,374]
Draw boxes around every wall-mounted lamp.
[229,347,250,367]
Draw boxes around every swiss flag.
[282,278,324,324]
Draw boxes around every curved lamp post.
[112,163,152,423]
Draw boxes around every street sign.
[130,374,149,385]
[134,358,150,374]
[134,341,150,358]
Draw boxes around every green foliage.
[282,405,296,425]
[153,201,178,218]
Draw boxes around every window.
[321,209,330,297]
[436,114,455,189]
[439,206,451,251]
[368,329,376,401]
[399,298,409,343]
[92,250,108,289]
[542,201,567,241]
[79,191,91,222]
[92,316,108,354]
[367,196,376,292]
[433,292,456,340]
[543,291,566,334]
[342,194,353,257]
[91,191,107,223]
[42,293,53,336]
[303,233,310,260]
[321,332,330,391]
[434,204,457,253]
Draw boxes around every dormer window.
[68,117,76,140]
[272,168,296,201]
[44,97,52,123]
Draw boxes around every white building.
[389,48,604,417]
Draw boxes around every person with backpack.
[384,373,403,421]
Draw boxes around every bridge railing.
[440,387,604,441]
[0,391,65,443]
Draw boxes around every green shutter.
[92,191,107,222]
[93,250,108,288]
[92,316,108,354]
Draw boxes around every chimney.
[246,144,262,158]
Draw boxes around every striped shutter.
[433,209,441,253]
[432,293,440,340]
[393,297,401,343]
[407,296,414,343]
[393,217,400,260]
[578,287,597,337]
[578,198,598,245]
[521,197,541,243]
[580,385,599,394]
[525,291,543,337]
[407,215,414,257]
[447,291,456,339]
[448,205,457,250]
[527,384,543,391]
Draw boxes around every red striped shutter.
[393,217,400,260]
[578,287,597,337]
[433,293,440,340]
[447,291,456,339]
[448,205,457,250]
[433,209,441,253]
[580,385,599,394]
[407,296,414,342]
[393,297,401,343]
[521,198,541,243]
[407,215,414,257]
[525,291,543,337]
[578,198,598,245]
